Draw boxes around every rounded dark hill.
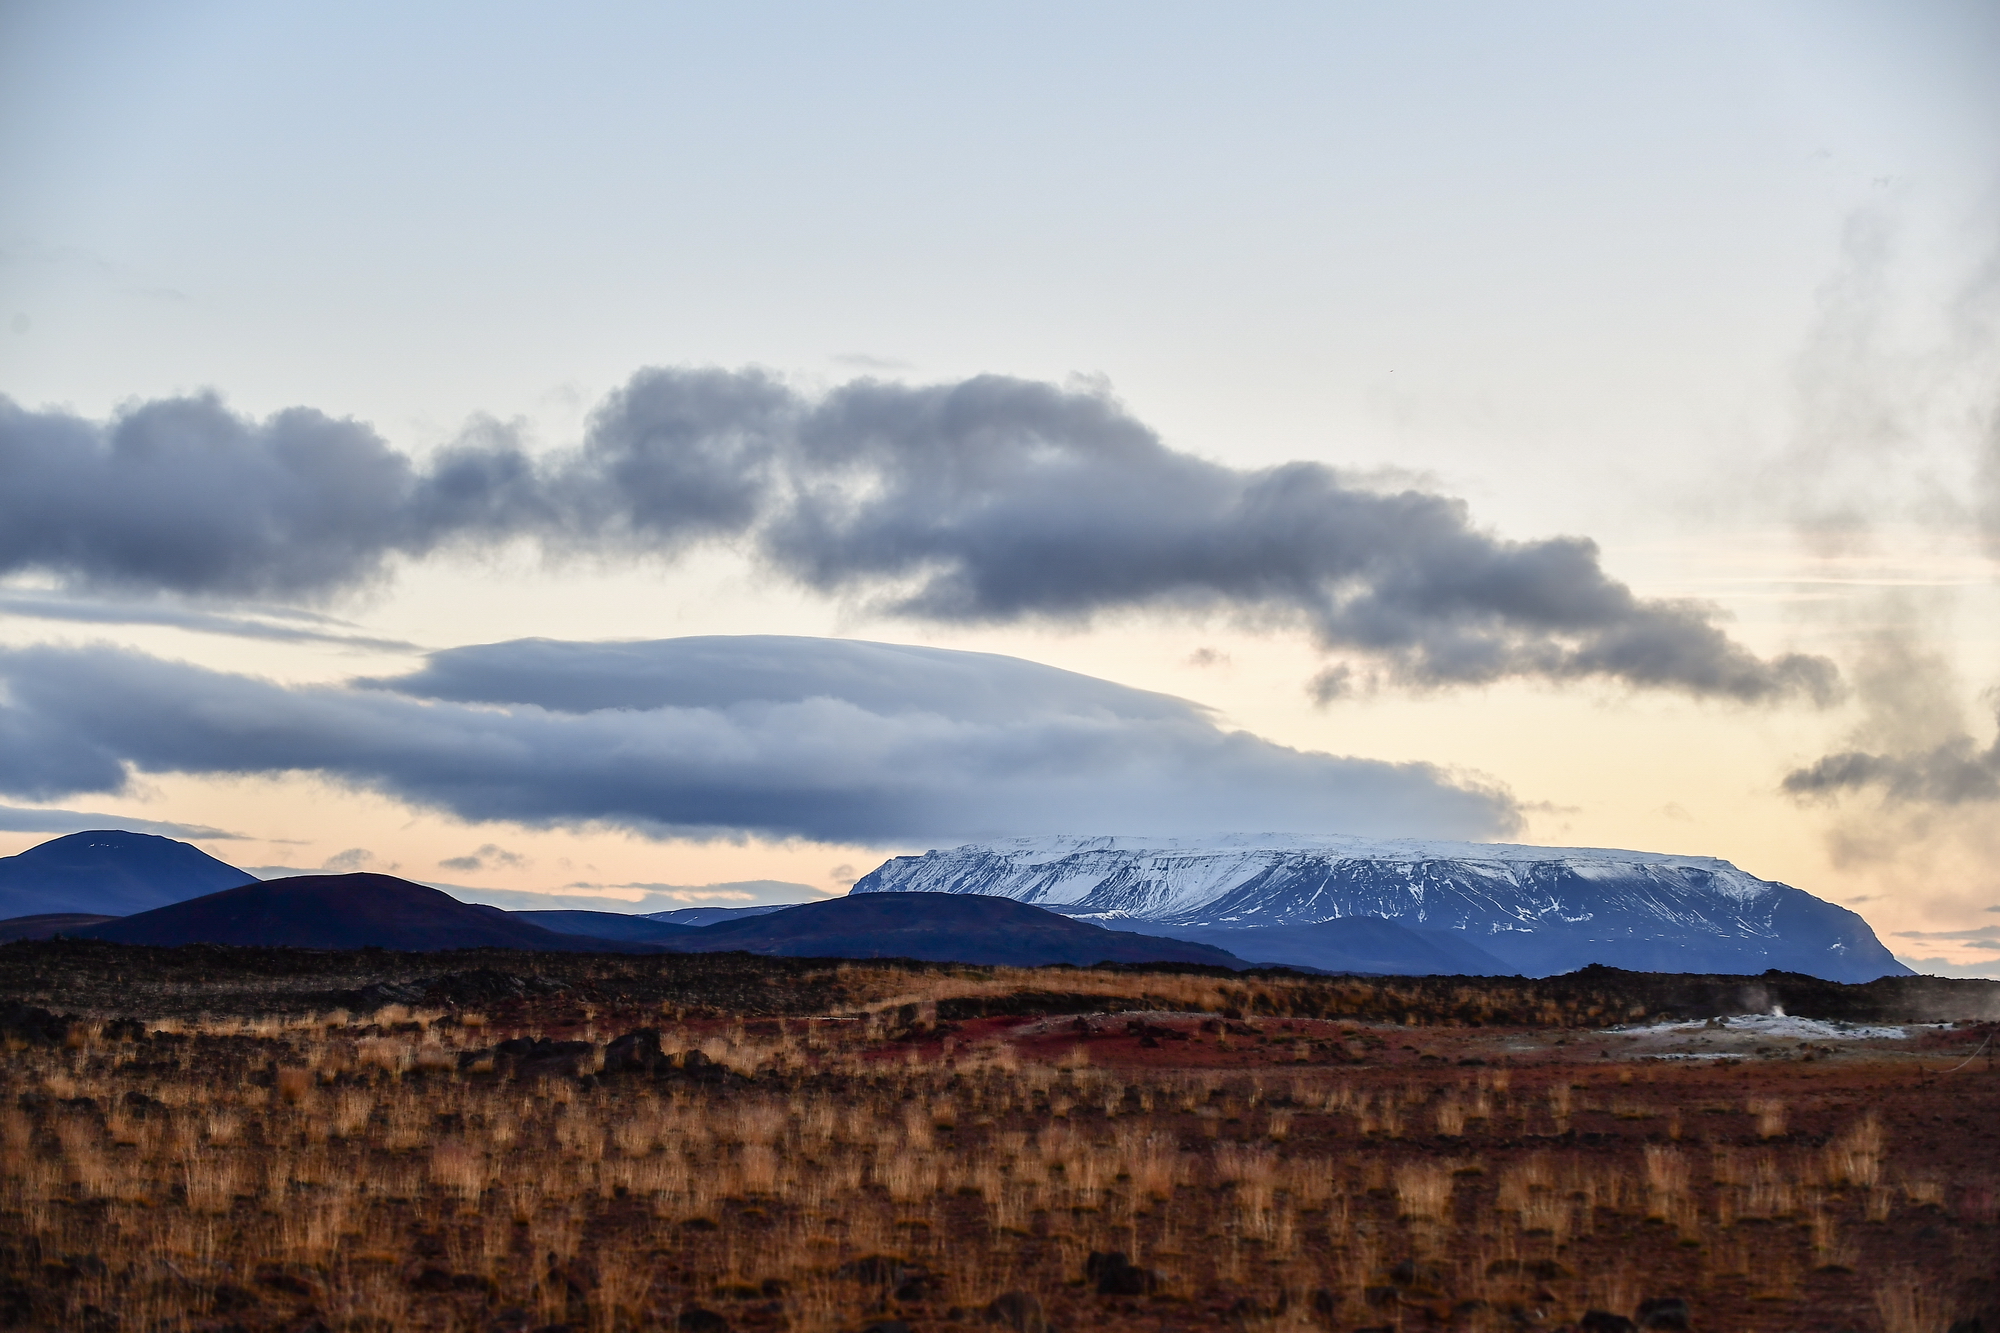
[81,873,660,952]
[0,830,253,919]
[682,892,1247,968]
[510,909,702,944]
[0,913,120,943]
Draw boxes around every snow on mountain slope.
[850,835,1910,982]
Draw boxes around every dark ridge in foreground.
[3,939,1994,1026]
[673,892,1247,968]
[79,873,664,953]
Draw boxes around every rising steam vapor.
[1979,417,2000,560]
[1782,628,2000,808]
[1776,220,2000,823]
[0,637,1521,845]
[1,370,1835,702]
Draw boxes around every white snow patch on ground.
[1638,1014,1908,1041]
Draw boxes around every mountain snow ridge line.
[850,834,1909,981]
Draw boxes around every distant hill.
[1141,915,1514,975]
[0,831,254,919]
[0,913,120,943]
[644,904,797,927]
[510,909,701,943]
[675,892,1245,967]
[81,873,663,952]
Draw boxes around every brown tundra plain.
[1,942,1995,1333]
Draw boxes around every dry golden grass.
[1748,1095,1789,1139]
[0,983,1991,1333]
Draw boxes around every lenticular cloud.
[0,636,1520,845]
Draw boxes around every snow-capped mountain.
[850,835,1909,981]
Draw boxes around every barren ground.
[1,942,1994,1333]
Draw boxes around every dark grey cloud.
[0,802,244,840]
[0,635,1519,845]
[755,375,1834,701]
[1782,717,2000,806]
[1,370,1835,701]
[0,392,539,598]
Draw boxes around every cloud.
[1779,210,2000,554]
[1893,925,2000,943]
[0,590,417,651]
[0,369,1835,702]
[321,848,381,872]
[1893,954,2000,980]
[750,375,1834,701]
[440,880,825,912]
[1781,631,2000,808]
[438,843,528,873]
[1781,724,2000,806]
[0,802,245,841]
[0,392,539,598]
[1772,219,2000,805]
[0,635,1520,846]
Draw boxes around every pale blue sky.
[6,3,1992,495]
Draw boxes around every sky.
[2,0,1997,974]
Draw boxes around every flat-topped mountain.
[0,830,253,919]
[852,835,1909,981]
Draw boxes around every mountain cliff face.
[851,835,1910,981]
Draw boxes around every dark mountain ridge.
[81,874,664,953]
[670,892,1246,968]
[0,828,1248,966]
[511,909,702,944]
[0,913,119,943]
